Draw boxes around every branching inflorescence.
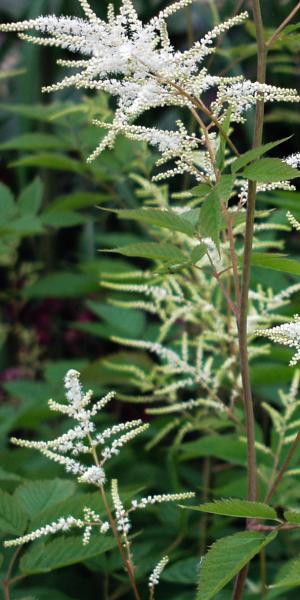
[0,0,298,181]
[4,369,194,599]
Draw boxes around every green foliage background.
[0,0,300,598]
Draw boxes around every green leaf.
[14,479,76,519]
[181,499,278,520]
[41,212,88,228]
[162,557,199,585]
[190,183,211,199]
[231,137,292,173]
[116,208,196,236]
[270,555,300,589]
[198,176,234,250]
[86,301,145,338]
[191,243,207,264]
[23,272,98,299]
[0,133,71,152]
[0,183,16,224]
[251,253,300,276]
[180,434,272,467]
[8,215,44,236]
[0,102,75,122]
[242,158,299,183]
[49,192,110,212]
[216,108,232,171]
[105,242,187,263]
[18,178,43,215]
[199,190,221,249]
[20,534,117,575]
[284,510,300,525]
[0,490,28,536]
[196,531,277,600]
[10,153,85,174]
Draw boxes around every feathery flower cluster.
[149,556,169,590]
[131,492,195,509]
[9,369,147,485]
[5,369,195,557]
[255,315,300,366]
[285,153,300,169]
[4,508,110,549]
[213,80,300,122]
[1,0,298,181]
[112,479,131,536]
[287,211,300,231]
[4,516,85,548]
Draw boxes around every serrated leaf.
[270,555,300,589]
[14,479,76,519]
[191,243,207,263]
[20,534,117,575]
[199,190,221,249]
[105,242,187,263]
[0,490,28,536]
[251,253,300,276]
[242,158,299,183]
[162,557,199,585]
[117,208,196,236]
[284,510,300,525]
[181,499,278,520]
[216,108,232,171]
[196,531,277,600]
[18,178,43,215]
[231,136,292,173]
[198,176,234,250]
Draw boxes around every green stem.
[232,1,267,598]
[265,430,300,503]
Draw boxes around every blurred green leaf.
[10,153,86,174]
[20,535,117,574]
[23,272,98,299]
[0,133,72,152]
[106,242,187,263]
[116,208,196,236]
[14,480,76,519]
[0,183,17,224]
[0,490,28,536]
[18,177,43,215]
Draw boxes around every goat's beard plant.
[2,1,300,599]
[3,369,194,600]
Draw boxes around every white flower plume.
[1,0,298,177]
[255,315,300,366]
